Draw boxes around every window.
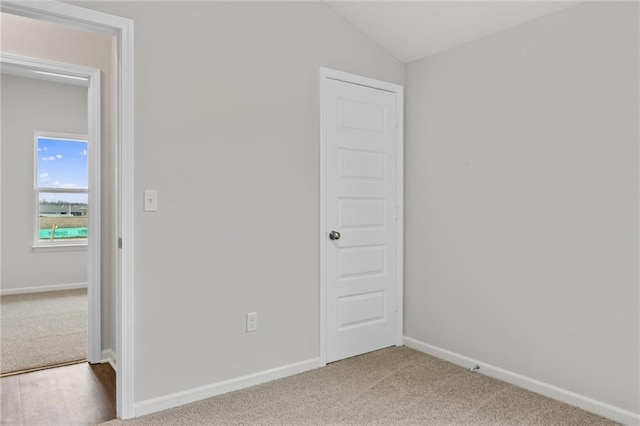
[34,133,89,248]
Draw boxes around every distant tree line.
[40,200,88,206]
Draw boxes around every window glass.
[36,136,88,243]
[38,192,88,240]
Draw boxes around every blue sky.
[37,137,88,204]
[37,137,88,189]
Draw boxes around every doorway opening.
[0,1,134,418]
[1,52,102,374]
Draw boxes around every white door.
[323,74,401,363]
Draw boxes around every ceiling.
[325,1,582,63]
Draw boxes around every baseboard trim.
[133,357,321,417]
[0,282,87,296]
[101,349,116,373]
[404,336,639,426]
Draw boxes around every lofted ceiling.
[325,1,582,63]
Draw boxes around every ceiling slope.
[326,1,582,63]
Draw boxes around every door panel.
[338,198,386,229]
[325,78,398,363]
[338,148,386,181]
[338,291,387,329]
[338,245,386,278]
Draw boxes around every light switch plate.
[144,190,158,212]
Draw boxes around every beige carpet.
[0,288,87,375]
[103,347,616,425]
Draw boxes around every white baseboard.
[133,357,321,417]
[0,282,87,296]
[404,336,639,426]
[101,349,117,372]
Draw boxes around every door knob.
[329,230,341,240]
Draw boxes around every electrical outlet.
[246,312,257,332]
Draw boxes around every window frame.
[33,131,89,250]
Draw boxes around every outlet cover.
[246,312,257,332]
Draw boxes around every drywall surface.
[1,13,116,354]
[405,1,639,414]
[1,75,88,290]
[77,1,404,404]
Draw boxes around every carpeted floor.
[0,288,87,375]
[102,347,616,425]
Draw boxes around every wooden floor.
[0,362,116,425]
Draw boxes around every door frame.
[0,1,136,419]
[319,67,404,367]
[1,52,102,364]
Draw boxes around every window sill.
[33,243,88,252]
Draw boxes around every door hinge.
[395,206,400,221]
[118,237,123,249]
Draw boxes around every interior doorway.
[0,54,102,373]
[0,2,134,417]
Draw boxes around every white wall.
[1,13,116,355]
[1,75,88,290]
[405,1,639,416]
[72,0,403,405]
